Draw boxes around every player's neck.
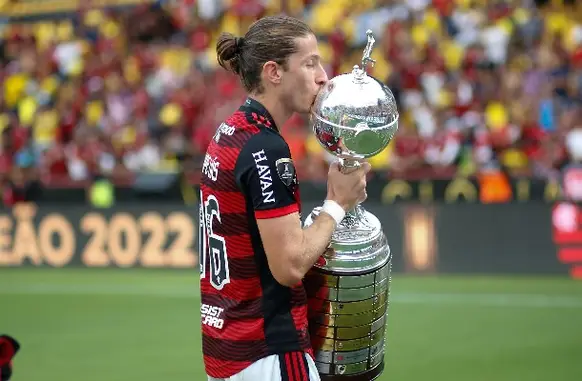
[248,94,291,130]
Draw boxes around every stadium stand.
[0,0,581,192]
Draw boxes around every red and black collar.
[239,97,279,132]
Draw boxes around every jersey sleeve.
[235,130,299,219]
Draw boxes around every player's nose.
[315,64,328,86]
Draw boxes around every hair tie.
[234,37,245,54]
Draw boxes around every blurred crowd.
[1,0,582,192]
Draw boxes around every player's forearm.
[292,212,336,278]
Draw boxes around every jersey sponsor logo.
[275,158,297,189]
[202,153,220,181]
[213,123,236,142]
[252,149,275,203]
[201,303,225,329]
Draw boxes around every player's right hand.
[326,160,372,211]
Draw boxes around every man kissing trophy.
[303,30,399,381]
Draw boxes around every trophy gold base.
[319,360,384,381]
[304,205,391,381]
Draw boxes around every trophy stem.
[339,158,360,173]
[337,157,367,228]
[343,206,362,228]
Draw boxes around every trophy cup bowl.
[303,30,399,381]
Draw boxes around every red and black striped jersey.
[199,98,312,378]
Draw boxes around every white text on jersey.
[201,303,225,329]
[213,123,236,142]
[252,150,275,203]
[202,153,220,181]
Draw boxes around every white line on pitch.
[1,284,581,308]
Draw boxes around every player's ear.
[262,61,282,85]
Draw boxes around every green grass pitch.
[1,268,581,381]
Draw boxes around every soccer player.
[199,15,370,381]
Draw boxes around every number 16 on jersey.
[199,191,231,290]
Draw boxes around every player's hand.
[326,160,371,211]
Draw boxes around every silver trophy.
[303,30,399,381]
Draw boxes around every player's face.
[281,34,328,114]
